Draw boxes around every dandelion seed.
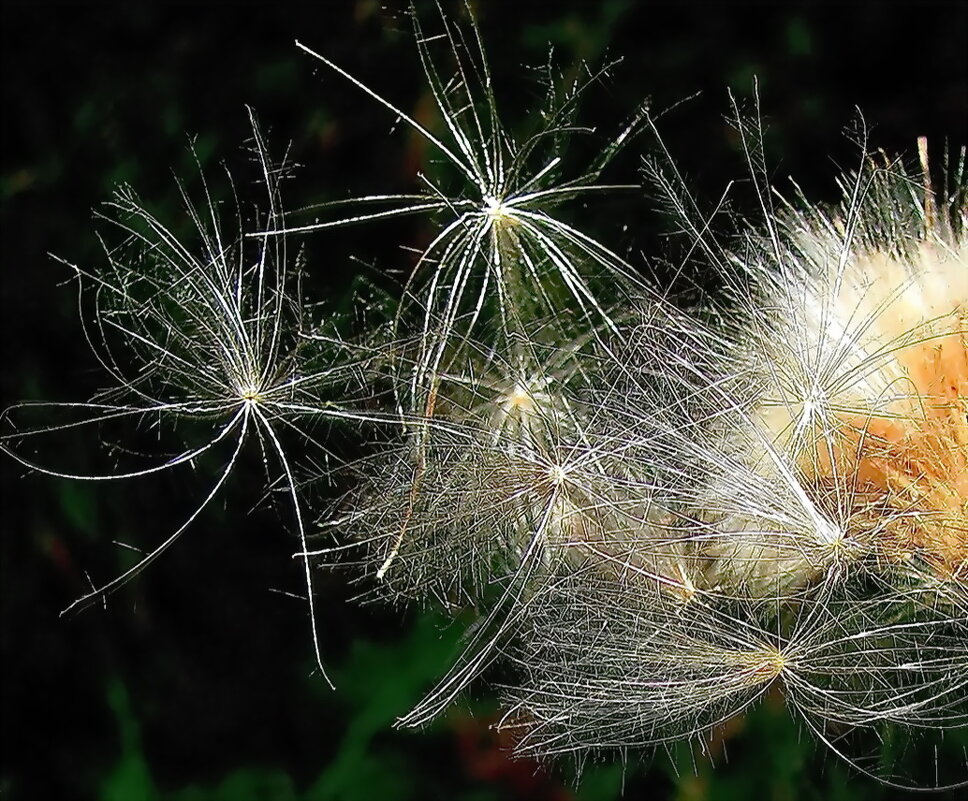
[274,3,649,412]
[1,110,377,686]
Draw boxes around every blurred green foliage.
[1,1,965,800]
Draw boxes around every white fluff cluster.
[4,4,965,791]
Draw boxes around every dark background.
[2,2,966,800]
